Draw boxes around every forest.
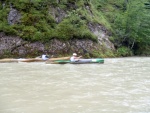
[0,0,150,56]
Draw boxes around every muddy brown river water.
[0,57,150,113]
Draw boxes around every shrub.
[117,46,133,57]
[20,26,37,41]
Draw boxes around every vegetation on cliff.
[0,0,150,56]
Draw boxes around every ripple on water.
[0,57,150,113]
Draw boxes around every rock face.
[88,22,114,50]
[0,32,114,58]
[7,5,21,25]
[49,6,67,23]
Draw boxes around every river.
[0,57,150,113]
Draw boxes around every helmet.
[73,53,77,56]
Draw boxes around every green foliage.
[1,50,13,58]
[0,22,18,35]
[55,13,97,41]
[110,0,150,55]
[20,26,38,41]
[0,0,99,42]
[32,31,44,41]
[117,46,133,57]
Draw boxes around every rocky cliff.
[0,1,115,58]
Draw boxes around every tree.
[114,0,150,55]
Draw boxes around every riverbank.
[0,32,115,59]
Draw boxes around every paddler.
[70,53,82,62]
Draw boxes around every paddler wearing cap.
[70,53,82,62]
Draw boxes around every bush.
[117,46,133,57]
[0,23,18,35]
[55,15,97,41]
[20,26,37,41]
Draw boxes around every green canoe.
[46,58,104,64]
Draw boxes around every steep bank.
[0,30,114,58]
[0,0,115,58]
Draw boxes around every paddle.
[49,57,70,61]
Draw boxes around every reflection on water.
[0,57,150,113]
